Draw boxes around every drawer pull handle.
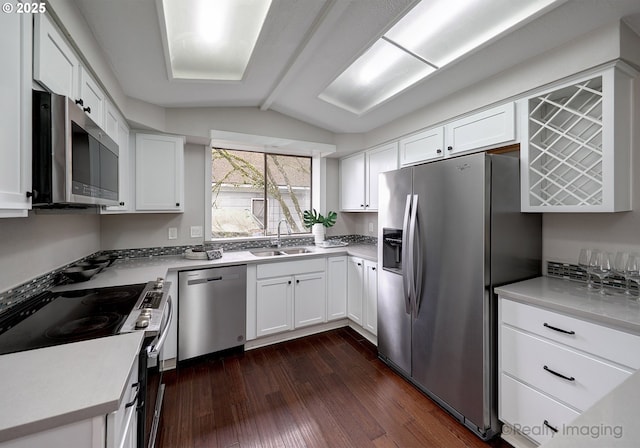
[543,323,575,335]
[544,365,575,382]
[543,420,558,433]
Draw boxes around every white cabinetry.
[347,257,377,336]
[399,103,515,167]
[444,102,515,156]
[33,13,79,100]
[255,258,326,338]
[78,66,105,128]
[399,126,443,166]
[498,297,640,446]
[102,112,131,213]
[326,256,347,321]
[520,62,636,212]
[340,143,398,211]
[0,2,31,217]
[135,133,185,212]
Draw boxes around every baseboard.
[245,319,350,350]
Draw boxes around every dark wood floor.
[158,328,513,448]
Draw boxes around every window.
[211,149,312,238]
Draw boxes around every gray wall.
[0,213,101,292]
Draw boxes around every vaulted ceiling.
[74,0,640,134]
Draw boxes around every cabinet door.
[347,257,364,325]
[294,272,327,328]
[326,256,347,321]
[0,4,31,217]
[256,277,293,337]
[399,126,444,167]
[104,101,120,142]
[33,14,79,99]
[363,261,378,335]
[340,153,365,211]
[77,66,105,128]
[444,102,515,156]
[366,143,398,211]
[135,133,184,212]
[102,120,131,213]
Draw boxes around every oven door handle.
[147,296,173,359]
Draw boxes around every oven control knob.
[154,278,164,290]
[135,315,150,329]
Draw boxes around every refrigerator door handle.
[408,194,421,318]
[411,194,423,318]
[401,194,413,314]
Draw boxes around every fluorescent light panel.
[160,0,271,81]
[320,0,560,115]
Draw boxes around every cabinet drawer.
[107,354,139,448]
[501,326,631,412]
[257,258,325,279]
[500,298,640,369]
[500,373,579,445]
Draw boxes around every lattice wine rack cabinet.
[520,62,637,212]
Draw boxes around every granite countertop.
[0,331,144,443]
[494,276,640,336]
[54,243,378,291]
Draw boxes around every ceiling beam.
[260,0,352,112]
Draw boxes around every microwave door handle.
[401,194,413,315]
[147,296,173,359]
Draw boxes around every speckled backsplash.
[0,234,377,314]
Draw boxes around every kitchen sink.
[250,250,285,257]
[250,247,314,257]
[279,248,313,255]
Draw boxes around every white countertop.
[54,243,378,291]
[0,331,144,443]
[494,276,640,335]
[541,369,640,447]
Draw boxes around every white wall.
[0,213,100,292]
[100,144,207,249]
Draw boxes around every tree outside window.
[211,149,312,238]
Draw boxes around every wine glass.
[625,254,640,299]
[613,251,633,296]
[589,250,612,295]
[578,248,594,289]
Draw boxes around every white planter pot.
[312,223,325,245]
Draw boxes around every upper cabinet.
[400,103,515,167]
[520,62,637,212]
[77,66,105,128]
[33,14,79,100]
[340,142,398,211]
[135,133,185,212]
[0,3,32,217]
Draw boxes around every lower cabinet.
[498,297,640,446]
[256,276,294,337]
[326,256,348,321]
[294,272,327,328]
[347,257,377,335]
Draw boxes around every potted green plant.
[303,209,337,244]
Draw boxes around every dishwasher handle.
[185,273,240,286]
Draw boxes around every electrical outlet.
[368,222,374,232]
[168,227,178,240]
[190,226,203,238]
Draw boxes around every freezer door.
[377,167,413,375]
[411,153,489,430]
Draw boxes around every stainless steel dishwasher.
[178,265,247,362]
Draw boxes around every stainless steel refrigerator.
[377,152,541,440]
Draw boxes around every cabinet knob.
[26,191,33,198]
[296,279,300,284]
[360,204,364,208]
[75,99,84,106]
[436,149,442,154]
[447,146,453,151]
[357,263,362,266]
[119,202,125,206]
[83,106,91,114]
[288,280,292,284]
[176,203,180,207]
[372,267,376,271]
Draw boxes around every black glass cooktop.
[0,283,145,356]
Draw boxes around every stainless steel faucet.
[273,219,291,248]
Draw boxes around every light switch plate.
[368,222,374,232]
[168,227,178,240]
[190,226,203,238]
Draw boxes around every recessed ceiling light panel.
[319,39,435,115]
[159,0,272,81]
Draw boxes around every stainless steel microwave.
[32,90,119,207]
